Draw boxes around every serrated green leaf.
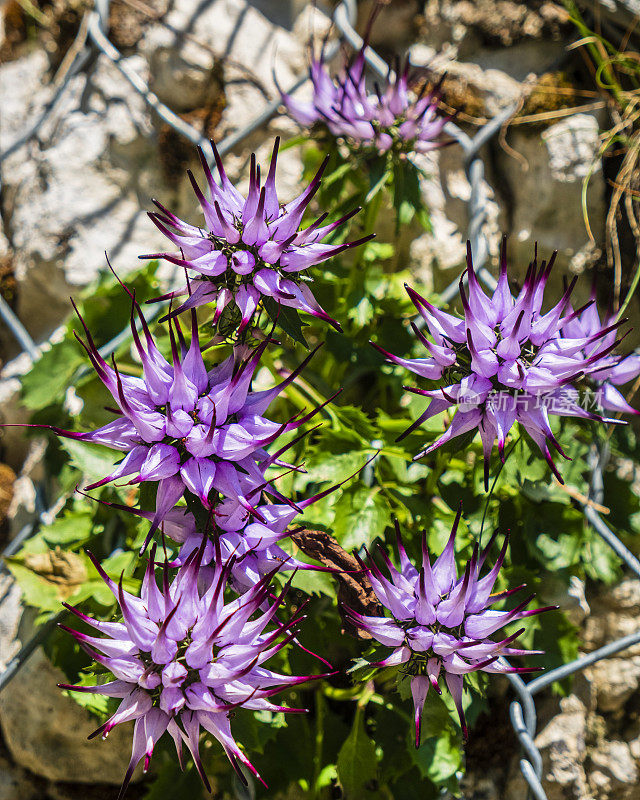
[332,486,389,549]
[6,560,62,612]
[40,508,95,545]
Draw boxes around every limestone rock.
[139,0,305,144]
[505,695,591,800]
[589,740,638,800]
[147,47,224,114]
[587,657,640,713]
[539,575,590,627]
[0,51,168,342]
[584,578,640,656]
[0,749,41,800]
[0,575,22,672]
[419,0,570,49]
[0,646,140,785]
[0,353,35,472]
[536,696,591,800]
[357,0,421,49]
[601,577,640,613]
[493,113,605,273]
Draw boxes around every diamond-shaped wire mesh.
[2,3,640,798]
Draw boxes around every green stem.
[479,435,521,542]
[350,188,385,280]
[616,258,640,321]
[563,0,627,109]
[312,688,325,799]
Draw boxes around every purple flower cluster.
[280,41,447,156]
[60,543,329,796]
[142,139,371,332]
[347,510,551,744]
[56,297,335,552]
[565,294,640,414]
[374,240,639,486]
[26,116,604,793]
[44,139,369,793]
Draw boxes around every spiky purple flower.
[141,138,371,331]
[346,509,551,744]
[47,297,333,548]
[108,501,323,594]
[59,544,328,796]
[373,240,634,487]
[280,40,447,156]
[562,295,640,416]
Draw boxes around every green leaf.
[6,561,61,612]
[366,157,390,202]
[233,709,287,755]
[21,340,85,411]
[335,406,377,440]
[143,754,203,800]
[40,508,95,545]
[304,450,368,485]
[290,567,335,597]
[410,728,461,787]
[262,296,309,348]
[361,242,395,264]
[60,439,120,486]
[332,486,389,549]
[337,708,378,798]
[60,673,114,718]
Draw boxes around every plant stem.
[312,688,325,799]
[479,435,521,543]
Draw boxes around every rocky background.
[1,0,640,798]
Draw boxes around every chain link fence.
[1,2,640,798]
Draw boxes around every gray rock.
[147,48,223,114]
[506,695,592,800]
[139,0,306,144]
[0,353,37,472]
[587,657,640,713]
[595,1,640,32]
[0,576,22,673]
[0,54,166,342]
[0,646,140,785]
[412,144,502,289]
[0,751,41,800]
[493,113,605,272]
[540,575,590,627]
[589,740,638,799]
[357,0,421,49]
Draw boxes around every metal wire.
[0,296,39,361]
[0,3,639,799]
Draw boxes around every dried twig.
[289,527,382,636]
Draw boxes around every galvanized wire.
[0,3,639,799]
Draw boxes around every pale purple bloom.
[280,41,448,155]
[59,543,328,796]
[46,298,333,548]
[346,510,551,745]
[373,240,634,487]
[111,502,325,594]
[142,138,371,331]
[561,293,640,416]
